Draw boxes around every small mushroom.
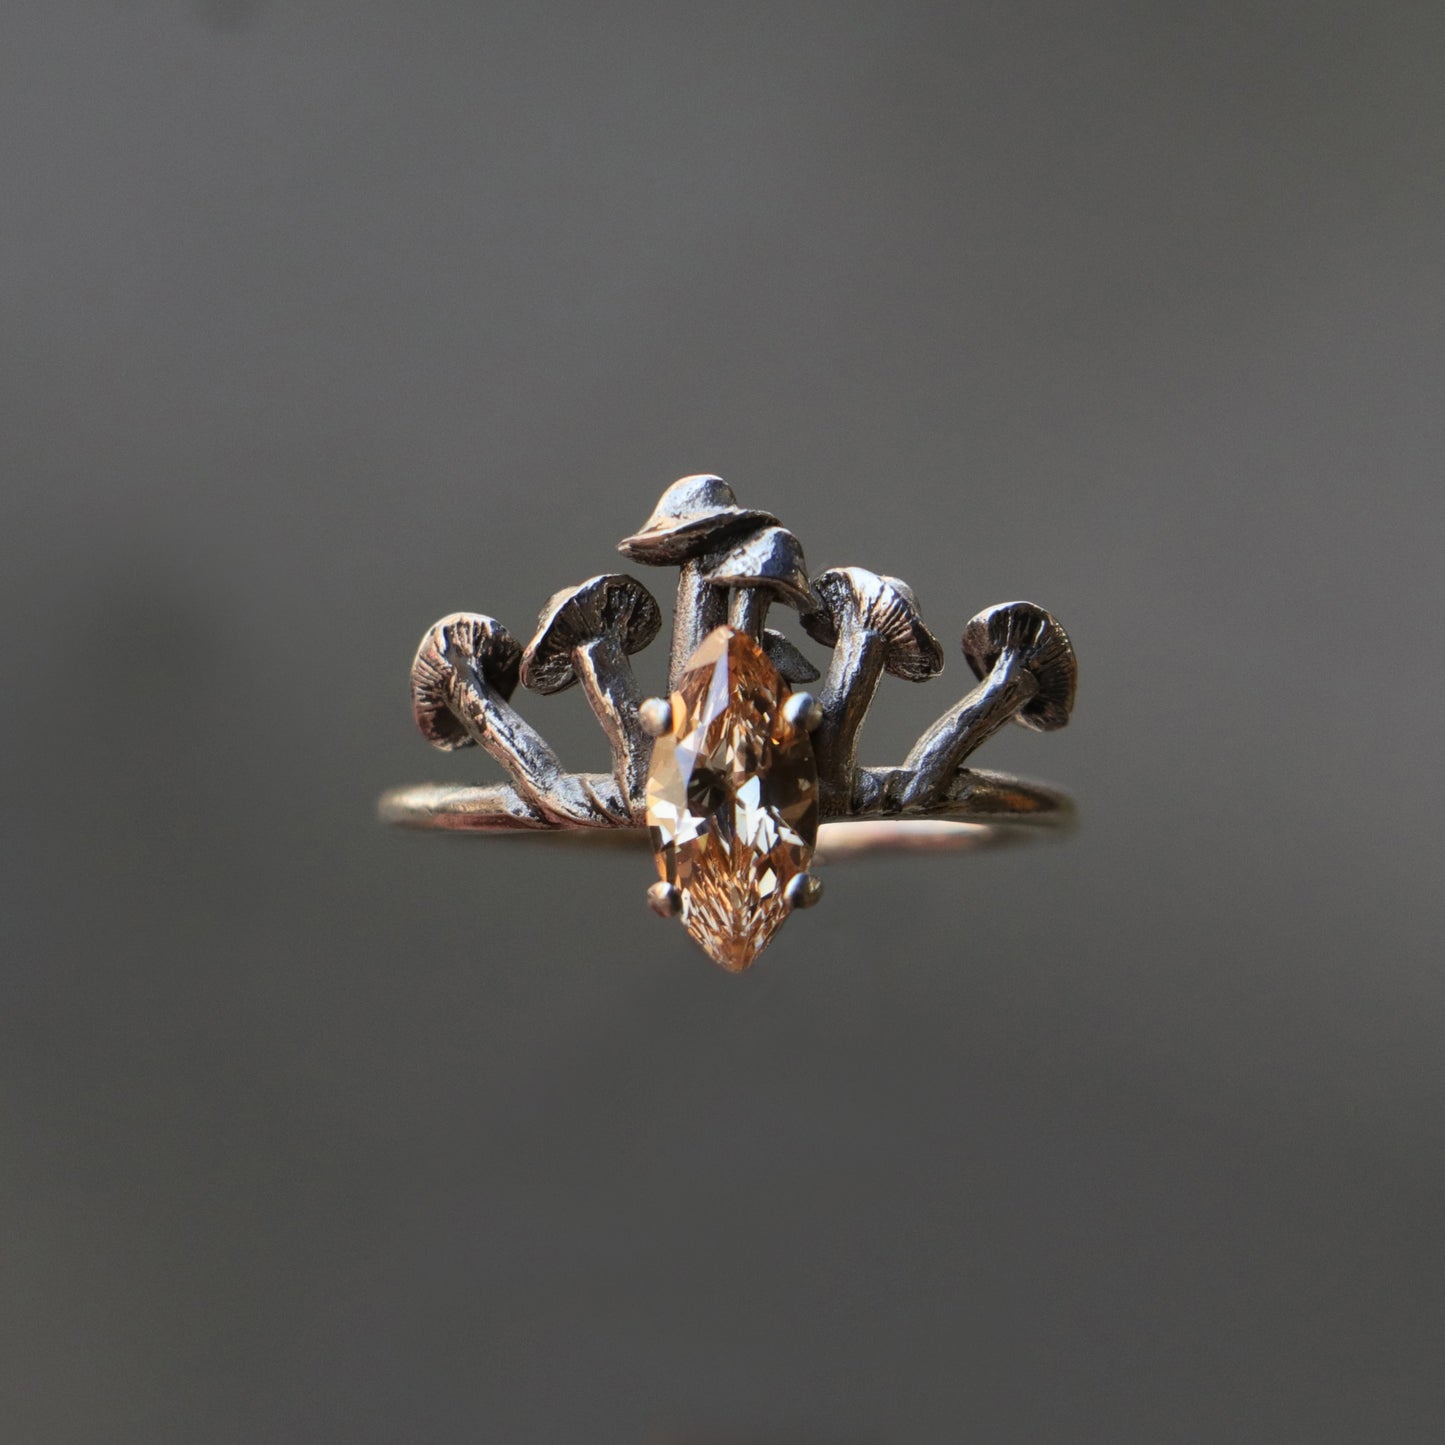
[412,613,521,750]
[520,574,662,814]
[889,601,1076,809]
[702,524,813,637]
[410,612,622,827]
[617,475,779,689]
[801,567,945,813]
[963,601,1077,732]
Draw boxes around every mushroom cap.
[702,525,813,612]
[519,573,662,694]
[801,567,945,681]
[761,628,821,684]
[617,474,778,564]
[411,612,521,750]
[963,601,1077,732]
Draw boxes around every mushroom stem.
[706,524,811,643]
[442,658,623,827]
[571,634,653,816]
[801,568,945,814]
[813,627,889,814]
[887,652,1041,809]
[727,588,771,637]
[668,557,728,690]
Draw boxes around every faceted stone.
[645,625,819,970]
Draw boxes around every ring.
[379,475,1079,971]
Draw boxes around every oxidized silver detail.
[384,475,1079,960]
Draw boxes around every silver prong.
[783,872,824,912]
[781,691,824,732]
[638,696,674,738]
[647,880,682,917]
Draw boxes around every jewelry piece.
[380,475,1078,971]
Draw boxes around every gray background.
[3,3,1443,1442]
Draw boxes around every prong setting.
[638,696,674,737]
[647,880,682,917]
[782,691,824,732]
[783,873,824,911]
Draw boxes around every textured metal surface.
[617,475,779,691]
[518,573,661,816]
[384,477,1078,840]
[802,567,946,813]
[379,766,1074,842]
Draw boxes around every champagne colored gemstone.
[645,625,819,970]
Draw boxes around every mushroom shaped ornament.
[411,612,522,751]
[703,524,813,637]
[617,475,778,688]
[887,601,1077,810]
[963,601,1077,731]
[410,612,625,827]
[801,567,946,813]
[519,574,662,814]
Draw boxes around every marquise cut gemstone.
[645,625,818,970]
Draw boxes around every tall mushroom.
[702,524,813,637]
[519,574,661,816]
[411,612,623,826]
[617,475,777,690]
[801,568,945,813]
[887,601,1076,810]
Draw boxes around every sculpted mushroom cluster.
[404,474,1076,970]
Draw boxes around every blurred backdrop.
[3,3,1444,1442]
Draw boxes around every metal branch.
[519,575,662,820]
[801,568,945,814]
[884,657,1039,810]
[812,626,890,813]
[883,602,1077,811]
[571,634,652,814]
[441,659,627,827]
[413,615,626,828]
